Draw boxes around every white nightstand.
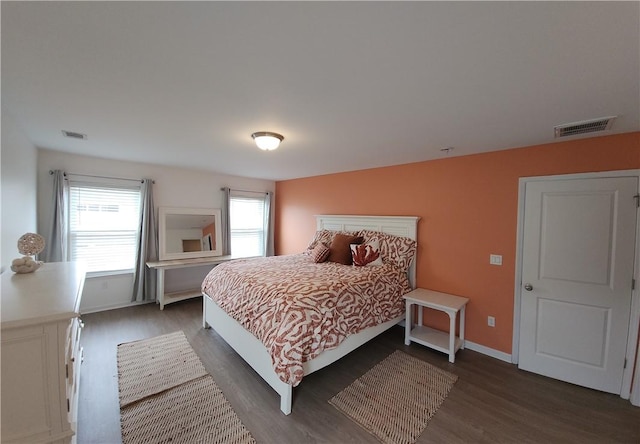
[403,288,469,363]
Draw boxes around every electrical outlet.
[488,316,496,327]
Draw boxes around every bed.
[202,214,419,414]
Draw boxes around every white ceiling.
[2,2,639,181]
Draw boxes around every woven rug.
[329,350,458,444]
[117,331,255,444]
[117,331,208,408]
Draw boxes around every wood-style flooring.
[77,298,639,443]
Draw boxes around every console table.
[1,262,86,444]
[147,256,240,310]
[403,288,469,363]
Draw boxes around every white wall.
[1,111,38,272]
[37,149,275,312]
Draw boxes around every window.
[69,181,141,274]
[230,193,268,257]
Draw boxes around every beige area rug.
[329,350,458,444]
[117,331,255,444]
[117,331,208,408]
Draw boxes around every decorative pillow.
[327,234,364,265]
[350,239,383,266]
[359,230,417,272]
[306,229,359,250]
[306,230,335,250]
[310,242,330,263]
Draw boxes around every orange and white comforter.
[201,253,410,386]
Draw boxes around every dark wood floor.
[77,298,639,444]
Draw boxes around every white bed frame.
[203,214,420,414]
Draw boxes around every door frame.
[511,169,640,403]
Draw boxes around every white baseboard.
[81,300,154,314]
[399,320,512,364]
[464,340,512,363]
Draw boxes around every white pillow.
[350,239,383,266]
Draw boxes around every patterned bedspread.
[201,253,411,386]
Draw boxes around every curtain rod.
[221,187,270,195]
[49,170,155,184]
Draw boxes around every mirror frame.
[158,207,223,260]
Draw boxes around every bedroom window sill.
[86,269,134,279]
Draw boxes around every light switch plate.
[489,254,502,265]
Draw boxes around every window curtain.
[132,179,158,302]
[264,191,274,257]
[221,187,231,256]
[45,170,69,262]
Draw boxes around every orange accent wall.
[274,132,640,354]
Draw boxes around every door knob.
[524,283,533,291]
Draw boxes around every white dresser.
[1,262,86,444]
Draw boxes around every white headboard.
[315,215,420,288]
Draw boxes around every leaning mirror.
[158,207,223,260]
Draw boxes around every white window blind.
[69,182,141,273]
[230,195,266,257]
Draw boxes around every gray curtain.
[45,170,69,262]
[264,191,274,257]
[221,187,231,256]
[132,179,158,302]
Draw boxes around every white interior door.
[518,176,637,394]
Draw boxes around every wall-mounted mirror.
[158,207,223,260]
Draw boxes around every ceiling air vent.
[62,130,87,140]
[554,116,616,138]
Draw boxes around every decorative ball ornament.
[11,233,45,274]
[17,232,45,256]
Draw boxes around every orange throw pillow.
[327,234,364,265]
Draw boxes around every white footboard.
[204,294,294,414]
[204,294,404,415]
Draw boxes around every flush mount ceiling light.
[251,131,284,151]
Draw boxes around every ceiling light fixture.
[251,131,284,151]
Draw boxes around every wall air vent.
[62,130,87,140]
[554,116,616,138]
